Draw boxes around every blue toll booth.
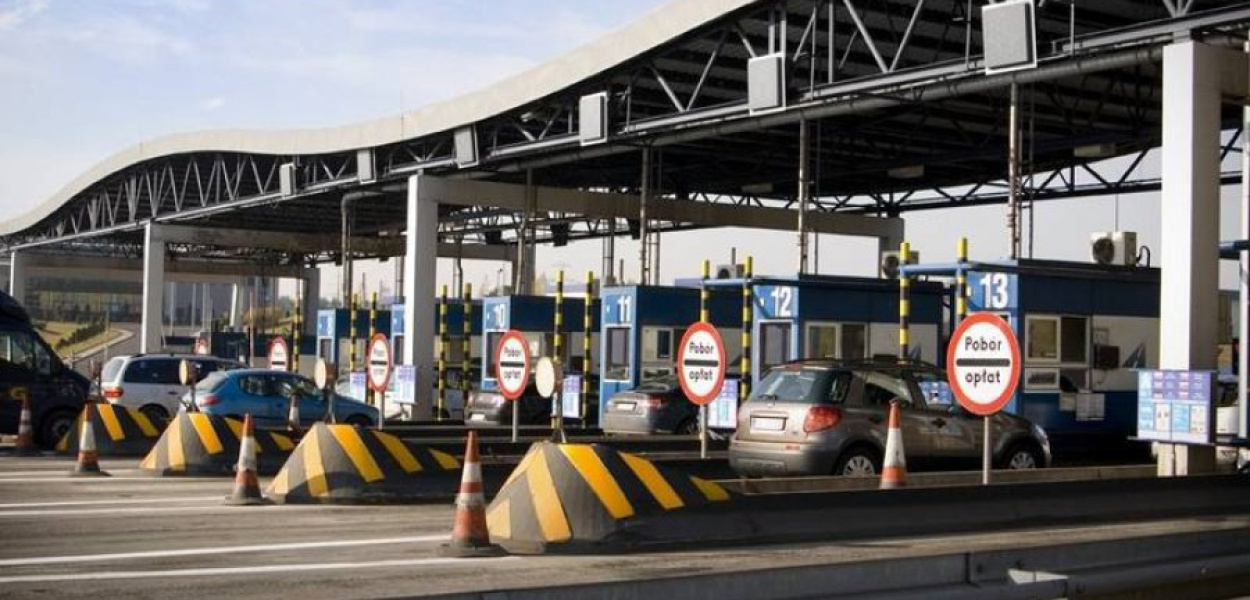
[598,285,742,418]
[389,300,484,377]
[314,308,392,368]
[480,295,598,393]
[905,258,1161,451]
[709,274,946,382]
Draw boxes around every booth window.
[485,331,503,378]
[806,324,837,358]
[1060,316,1088,363]
[1027,316,1059,360]
[655,329,673,360]
[604,326,630,381]
[805,323,867,360]
[760,322,793,371]
[841,324,867,359]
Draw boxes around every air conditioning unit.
[880,250,919,279]
[1090,231,1137,266]
[714,264,745,279]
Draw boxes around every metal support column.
[437,285,448,421]
[341,195,355,305]
[639,148,651,286]
[8,251,24,304]
[140,222,166,354]
[798,119,811,274]
[602,221,616,286]
[302,268,319,338]
[1007,83,1022,259]
[1240,40,1250,444]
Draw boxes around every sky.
[0,0,1245,302]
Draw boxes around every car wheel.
[37,409,78,449]
[1001,443,1043,470]
[834,446,881,477]
[676,418,699,435]
[345,415,373,428]
[139,405,169,425]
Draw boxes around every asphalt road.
[0,452,1247,600]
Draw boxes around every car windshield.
[750,367,845,404]
[196,371,229,392]
[634,375,679,392]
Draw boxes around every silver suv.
[729,359,1051,477]
[101,354,243,422]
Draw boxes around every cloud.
[199,97,225,111]
[0,0,49,30]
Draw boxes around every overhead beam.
[157,224,516,262]
[20,252,308,280]
[409,176,904,242]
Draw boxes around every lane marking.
[0,505,319,518]
[0,496,220,509]
[0,535,445,567]
[0,476,227,483]
[0,556,519,583]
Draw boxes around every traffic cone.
[438,430,505,557]
[225,414,269,506]
[286,394,301,435]
[13,390,39,456]
[70,405,109,477]
[880,400,907,489]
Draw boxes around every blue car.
[187,369,379,429]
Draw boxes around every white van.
[100,354,243,422]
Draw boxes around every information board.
[706,379,739,429]
[560,374,582,419]
[349,371,367,403]
[1137,370,1214,444]
[393,365,416,405]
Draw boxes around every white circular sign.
[314,358,333,390]
[677,322,726,406]
[179,359,196,386]
[268,337,289,372]
[946,313,1021,416]
[495,330,530,401]
[534,357,562,399]
[367,333,392,393]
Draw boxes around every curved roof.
[1,0,754,237]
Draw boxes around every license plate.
[469,413,486,422]
[751,416,785,431]
[615,402,636,412]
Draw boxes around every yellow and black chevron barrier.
[268,422,461,504]
[140,412,295,476]
[55,403,164,457]
[485,441,731,553]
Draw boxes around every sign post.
[268,337,289,372]
[495,330,531,443]
[314,358,336,424]
[946,312,1021,485]
[677,322,727,459]
[367,333,392,430]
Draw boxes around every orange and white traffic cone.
[225,414,269,505]
[13,389,39,456]
[70,404,109,477]
[438,430,505,557]
[880,400,907,489]
[286,394,301,435]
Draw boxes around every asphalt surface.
[0,451,1247,600]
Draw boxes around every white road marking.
[0,556,519,583]
[0,471,82,477]
[0,477,220,483]
[0,496,220,509]
[0,504,319,518]
[0,535,447,567]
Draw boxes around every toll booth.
[905,258,1161,451]
[193,331,312,367]
[598,285,742,418]
[480,295,599,393]
[314,308,392,368]
[707,274,946,382]
[390,300,484,388]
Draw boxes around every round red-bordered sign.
[366,333,392,393]
[946,312,1021,416]
[494,329,530,401]
[676,322,726,406]
[267,337,289,372]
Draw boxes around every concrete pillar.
[302,268,320,337]
[403,175,437,419]
[8,251,25,303]
[141,222,166,353]
[1158,41,1223,475]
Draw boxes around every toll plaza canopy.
[2,0,1249,263]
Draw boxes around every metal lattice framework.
[3,0,1250,262]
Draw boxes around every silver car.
[729,359,1051,477]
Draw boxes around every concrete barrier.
[140,412,295,476]
[718,465,1157,494]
